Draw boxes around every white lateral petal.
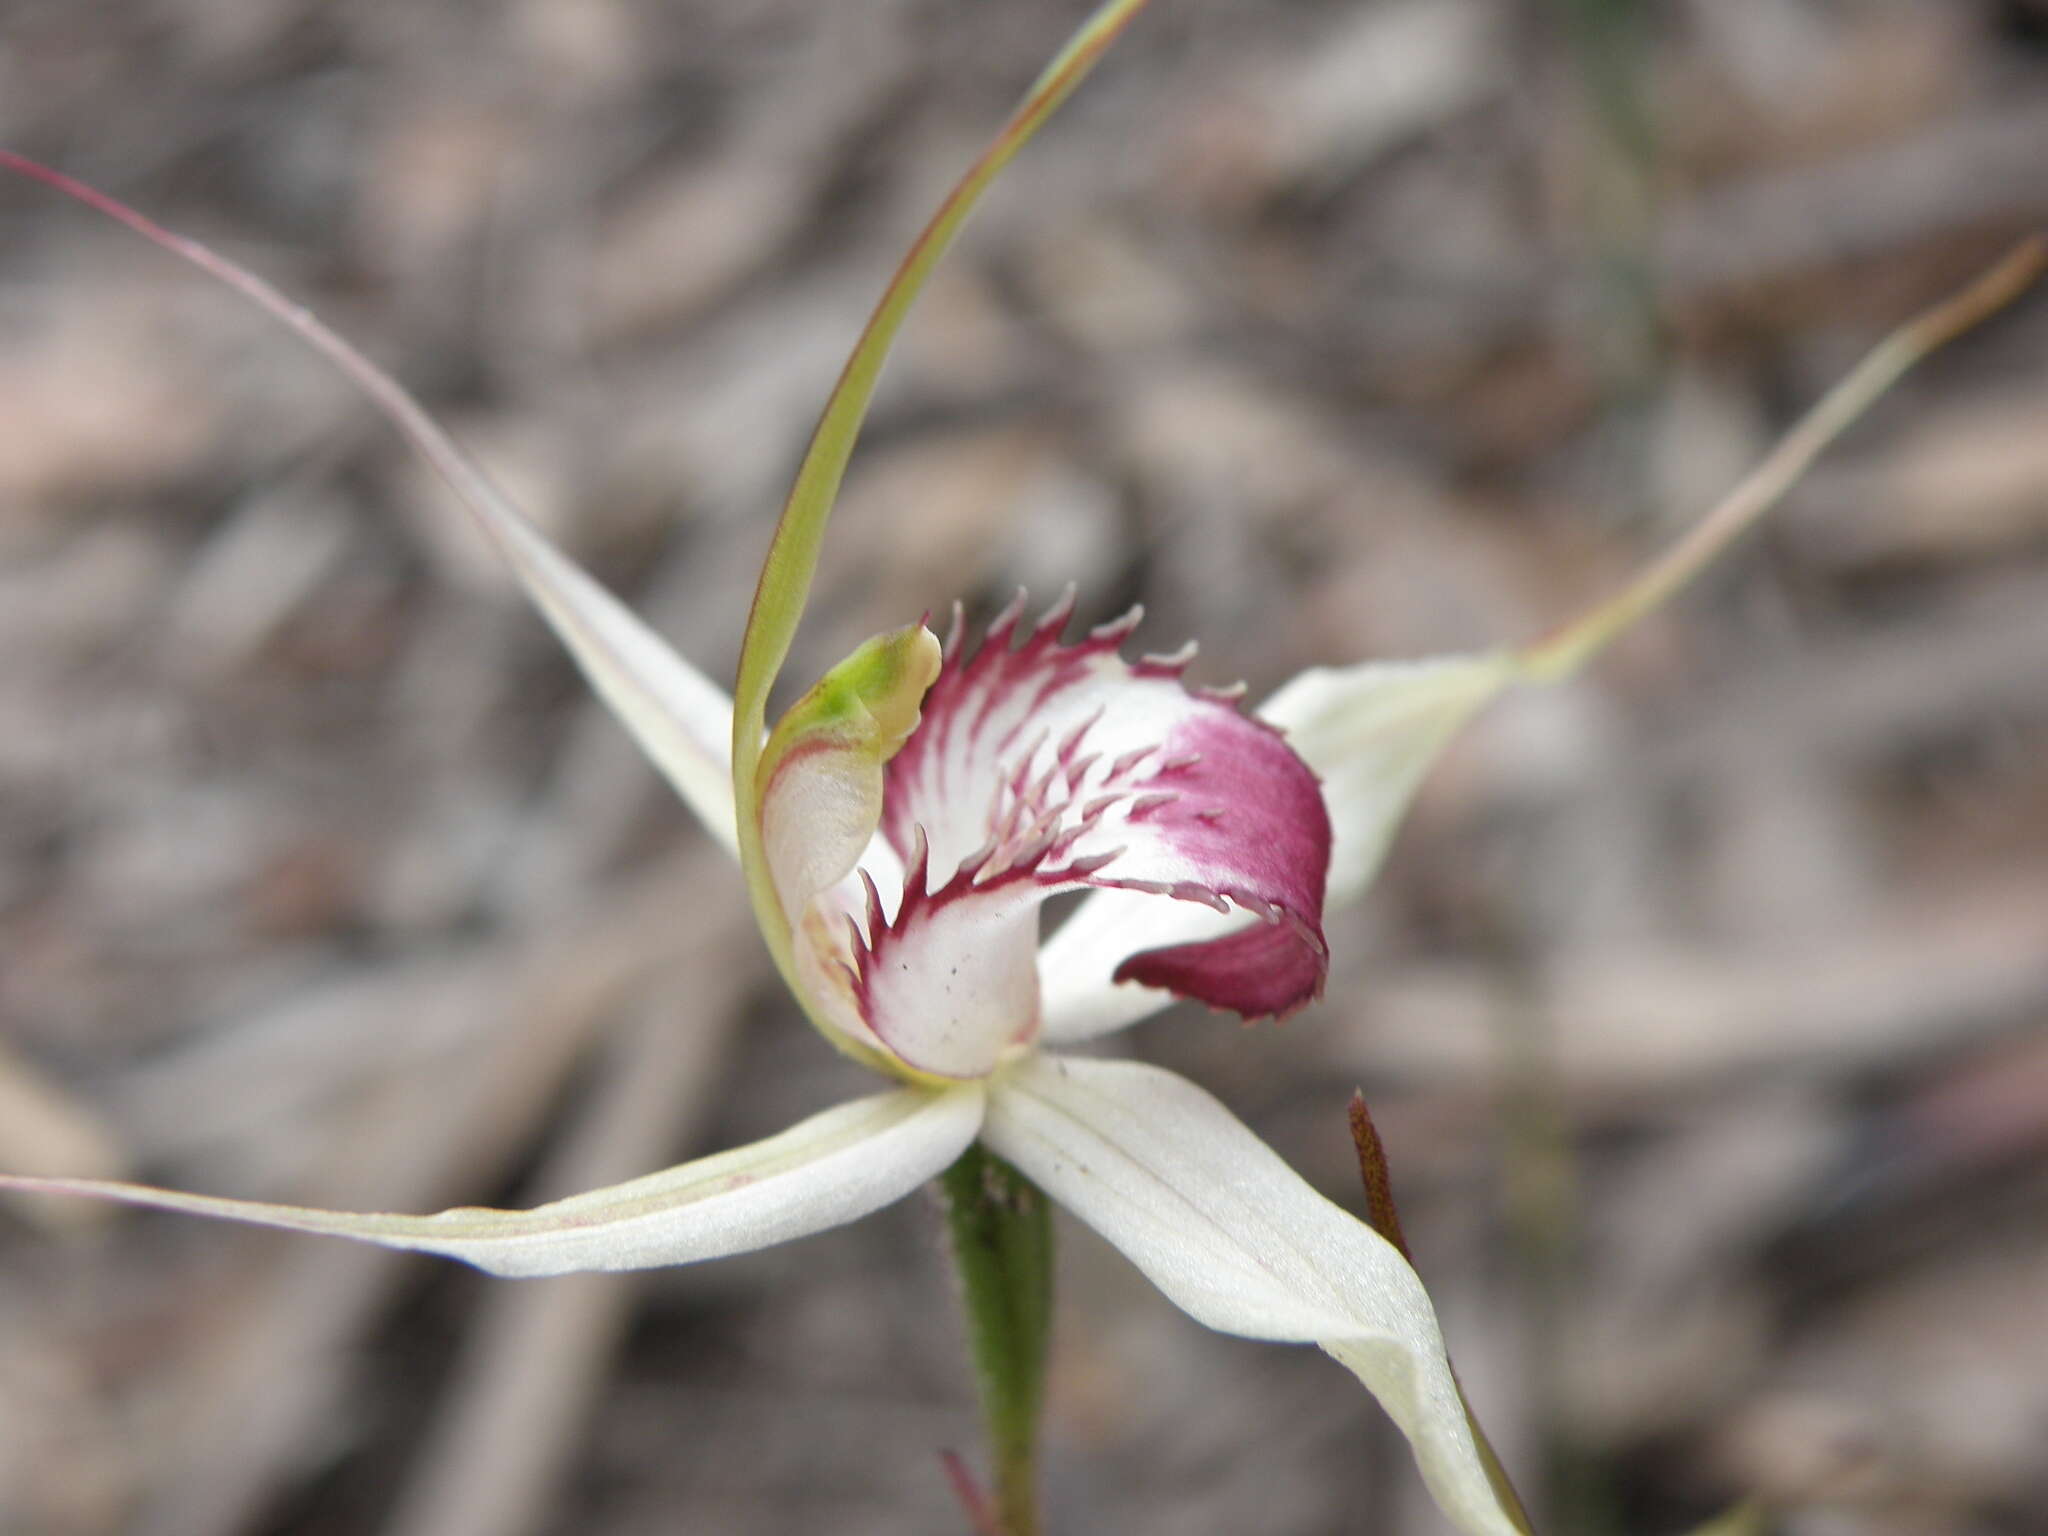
[1258,653,1512,911]
[983,1055,1519,1536]
[0,1084,984,1277]
[496,514,740,856]
[1039,653,1511,1043]
[2,153,740,858]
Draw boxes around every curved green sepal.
[729,0,1154,1032]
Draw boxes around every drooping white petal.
[982,1055,1520,1536]
[0,1084,984,1277]
[1039,653,1512,1044]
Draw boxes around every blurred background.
[3,1,2047,1532]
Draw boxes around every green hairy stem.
[941,1144,1057,1536]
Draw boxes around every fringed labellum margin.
[760,593,1335,1083]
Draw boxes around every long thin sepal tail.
[0,150,741,855]
[0,1085,985,1277]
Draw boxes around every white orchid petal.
[497,516,741,855]
[1040,652,1512,1042]
[0,1084,984,1278]
[1259,654,1513,911]
[982,1055,1519,1536]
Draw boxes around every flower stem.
[940,1143,1054,1536]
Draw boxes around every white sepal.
[0,1084,984,1277]
[982,1054,1519,1536]
[492,511,740,857]
[2,152,742,860]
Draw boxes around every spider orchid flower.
[4,4,2038,1533]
